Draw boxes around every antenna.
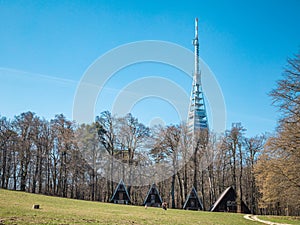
[195,18,198,39]
[193,18,199,81]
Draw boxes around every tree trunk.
[32,151,40,193]
[201,169,205,210]
[177,171,184,207]
[193,147,198,191]
[171,174,176,208]
[1,147,7,188]
[238,143,243,213]
[38,150,43,194]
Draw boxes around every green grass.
[258,215,300,225]
[0,189,261,225]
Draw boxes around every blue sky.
[0,0,299,137]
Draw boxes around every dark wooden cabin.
[183,186,203,210]
[143,184,163,207]
[110,179,131,204]
[210,186,250,213]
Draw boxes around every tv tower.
[187,18,208,134]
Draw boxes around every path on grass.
[244,215,291,225]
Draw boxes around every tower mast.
[187,18,208,134]
[194,18,199,82]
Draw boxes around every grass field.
[258,215,300,225]
[0,188,279,225]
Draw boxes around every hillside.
[0,189,262,225]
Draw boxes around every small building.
[110,179,131,204]
[143,184,163,207]
[183,186,203,210]
[210,186,250,213]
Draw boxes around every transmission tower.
[187,18,209,134]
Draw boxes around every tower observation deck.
[187,18,208,134]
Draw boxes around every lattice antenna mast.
[194,18,200,84]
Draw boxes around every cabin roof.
[143,183,163,205]
[183,186,203,209]
[110,179,131,202]
[210,186,232,211]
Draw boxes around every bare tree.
[118,113,149,200]
[270,53,300,121]
[76,123,103,200]
[13,112,36,191]
[152,125,182,208]
[192,128,209,208]
[0,116,17,189]
[222,123,246,212]
[244,135,265,214]
[178,123,193,207]
[95,111,118,201]
[51,114,76,197]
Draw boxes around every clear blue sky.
[0,0,299,137]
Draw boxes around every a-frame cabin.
[210,186,250,213]
[110,179,131,204]
[143,184,163,207]
[183,186,203,210]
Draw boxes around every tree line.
[0,111,264,212]
[0,53,299,216]
[255,53,300,216]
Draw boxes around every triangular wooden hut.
[210,186,250,213]
[143,184,163,207]
[110,179,131,204]
[183,186,203,210]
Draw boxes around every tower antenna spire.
[195,17,198,39]
[193,18,200,83]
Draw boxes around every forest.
[0,54,299,216]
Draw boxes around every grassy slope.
[258,216,300,225]
[0,189,261,225]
